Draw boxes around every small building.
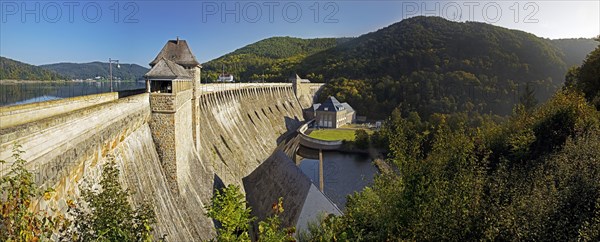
[217,73,234,82]
[314,96,356,128]
[145,58,192,93]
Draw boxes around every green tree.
[63,157,156,242]
[572,36,600,107]
[353,130,370,150]
[519,82,538,111]
[207,185,296,241]
[301,90,600,241]
[1,145,66,241]
[206,185,254,242]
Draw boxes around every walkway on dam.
[198,83,292,93]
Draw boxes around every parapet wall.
[0,92,118,129]
[0,93,150,215]
[297,120,343,150]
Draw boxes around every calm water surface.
[0,81,145,106]
[299,151,378,210]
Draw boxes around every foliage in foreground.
[1,145,65,241]
[206,185,254,241]
[302,90,600,241]
[62,157,157,242]
[206,185,295,242]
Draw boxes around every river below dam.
[0,81,146,106]
[298,151,378,210]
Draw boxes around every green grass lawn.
[340,124,375,135]
[308,129,357,141]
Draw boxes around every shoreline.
[0,79,69,84]
[0,79,143,84]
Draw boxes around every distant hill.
[551,38,599,67]
[202,36,351,82]
[201,17,598,118]
[300,16,567,82]
[0,57,64,81]
[294,16,578,117]
[41,62,149,81]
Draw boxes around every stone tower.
[145,38,201,193]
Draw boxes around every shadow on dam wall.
[0,84,314,240]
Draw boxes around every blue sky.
[1,1,598,66]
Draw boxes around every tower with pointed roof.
[144,38,202,193]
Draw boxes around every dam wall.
[0,82,322,240]
[0,93,150,218]
[196,85,305,187]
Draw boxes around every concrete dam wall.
[197,86,304,187]
[0,83,323,240]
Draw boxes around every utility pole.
[109,58,120,92]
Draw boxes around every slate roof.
[149,39,200,67]
[316,96,345,112]
[243,150,340,232]
[341,102,355,113]
[312,103,321,112]
[144,58,191,80]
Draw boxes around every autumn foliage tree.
[0,145,65,241]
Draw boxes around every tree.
[300,90,600,241]
[519,82,538,111]
[206,185,296,242]
[206,185,254,242]
[1,145,65,241]
[63,157,156,242]
[574,37,600,107]
[354,130,370,150]
[257,198,295,242]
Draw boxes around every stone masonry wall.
[0,93,150,215]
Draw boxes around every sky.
[1,0,598,66]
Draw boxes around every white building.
[218,74,234,82]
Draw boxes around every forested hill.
[551,38,599,67]
[202,36,351,82]
[301,16,567,82]
[299,16,593,118]
[0,57,64,81]
[40,62,149,81]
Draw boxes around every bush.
[62,157,157,242]
[206,185,254,242]
[354,130,370,150]
[206,185,295,242]
[1,145,66,241]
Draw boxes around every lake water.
[298,151,378,210]
[0,81,146,106]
